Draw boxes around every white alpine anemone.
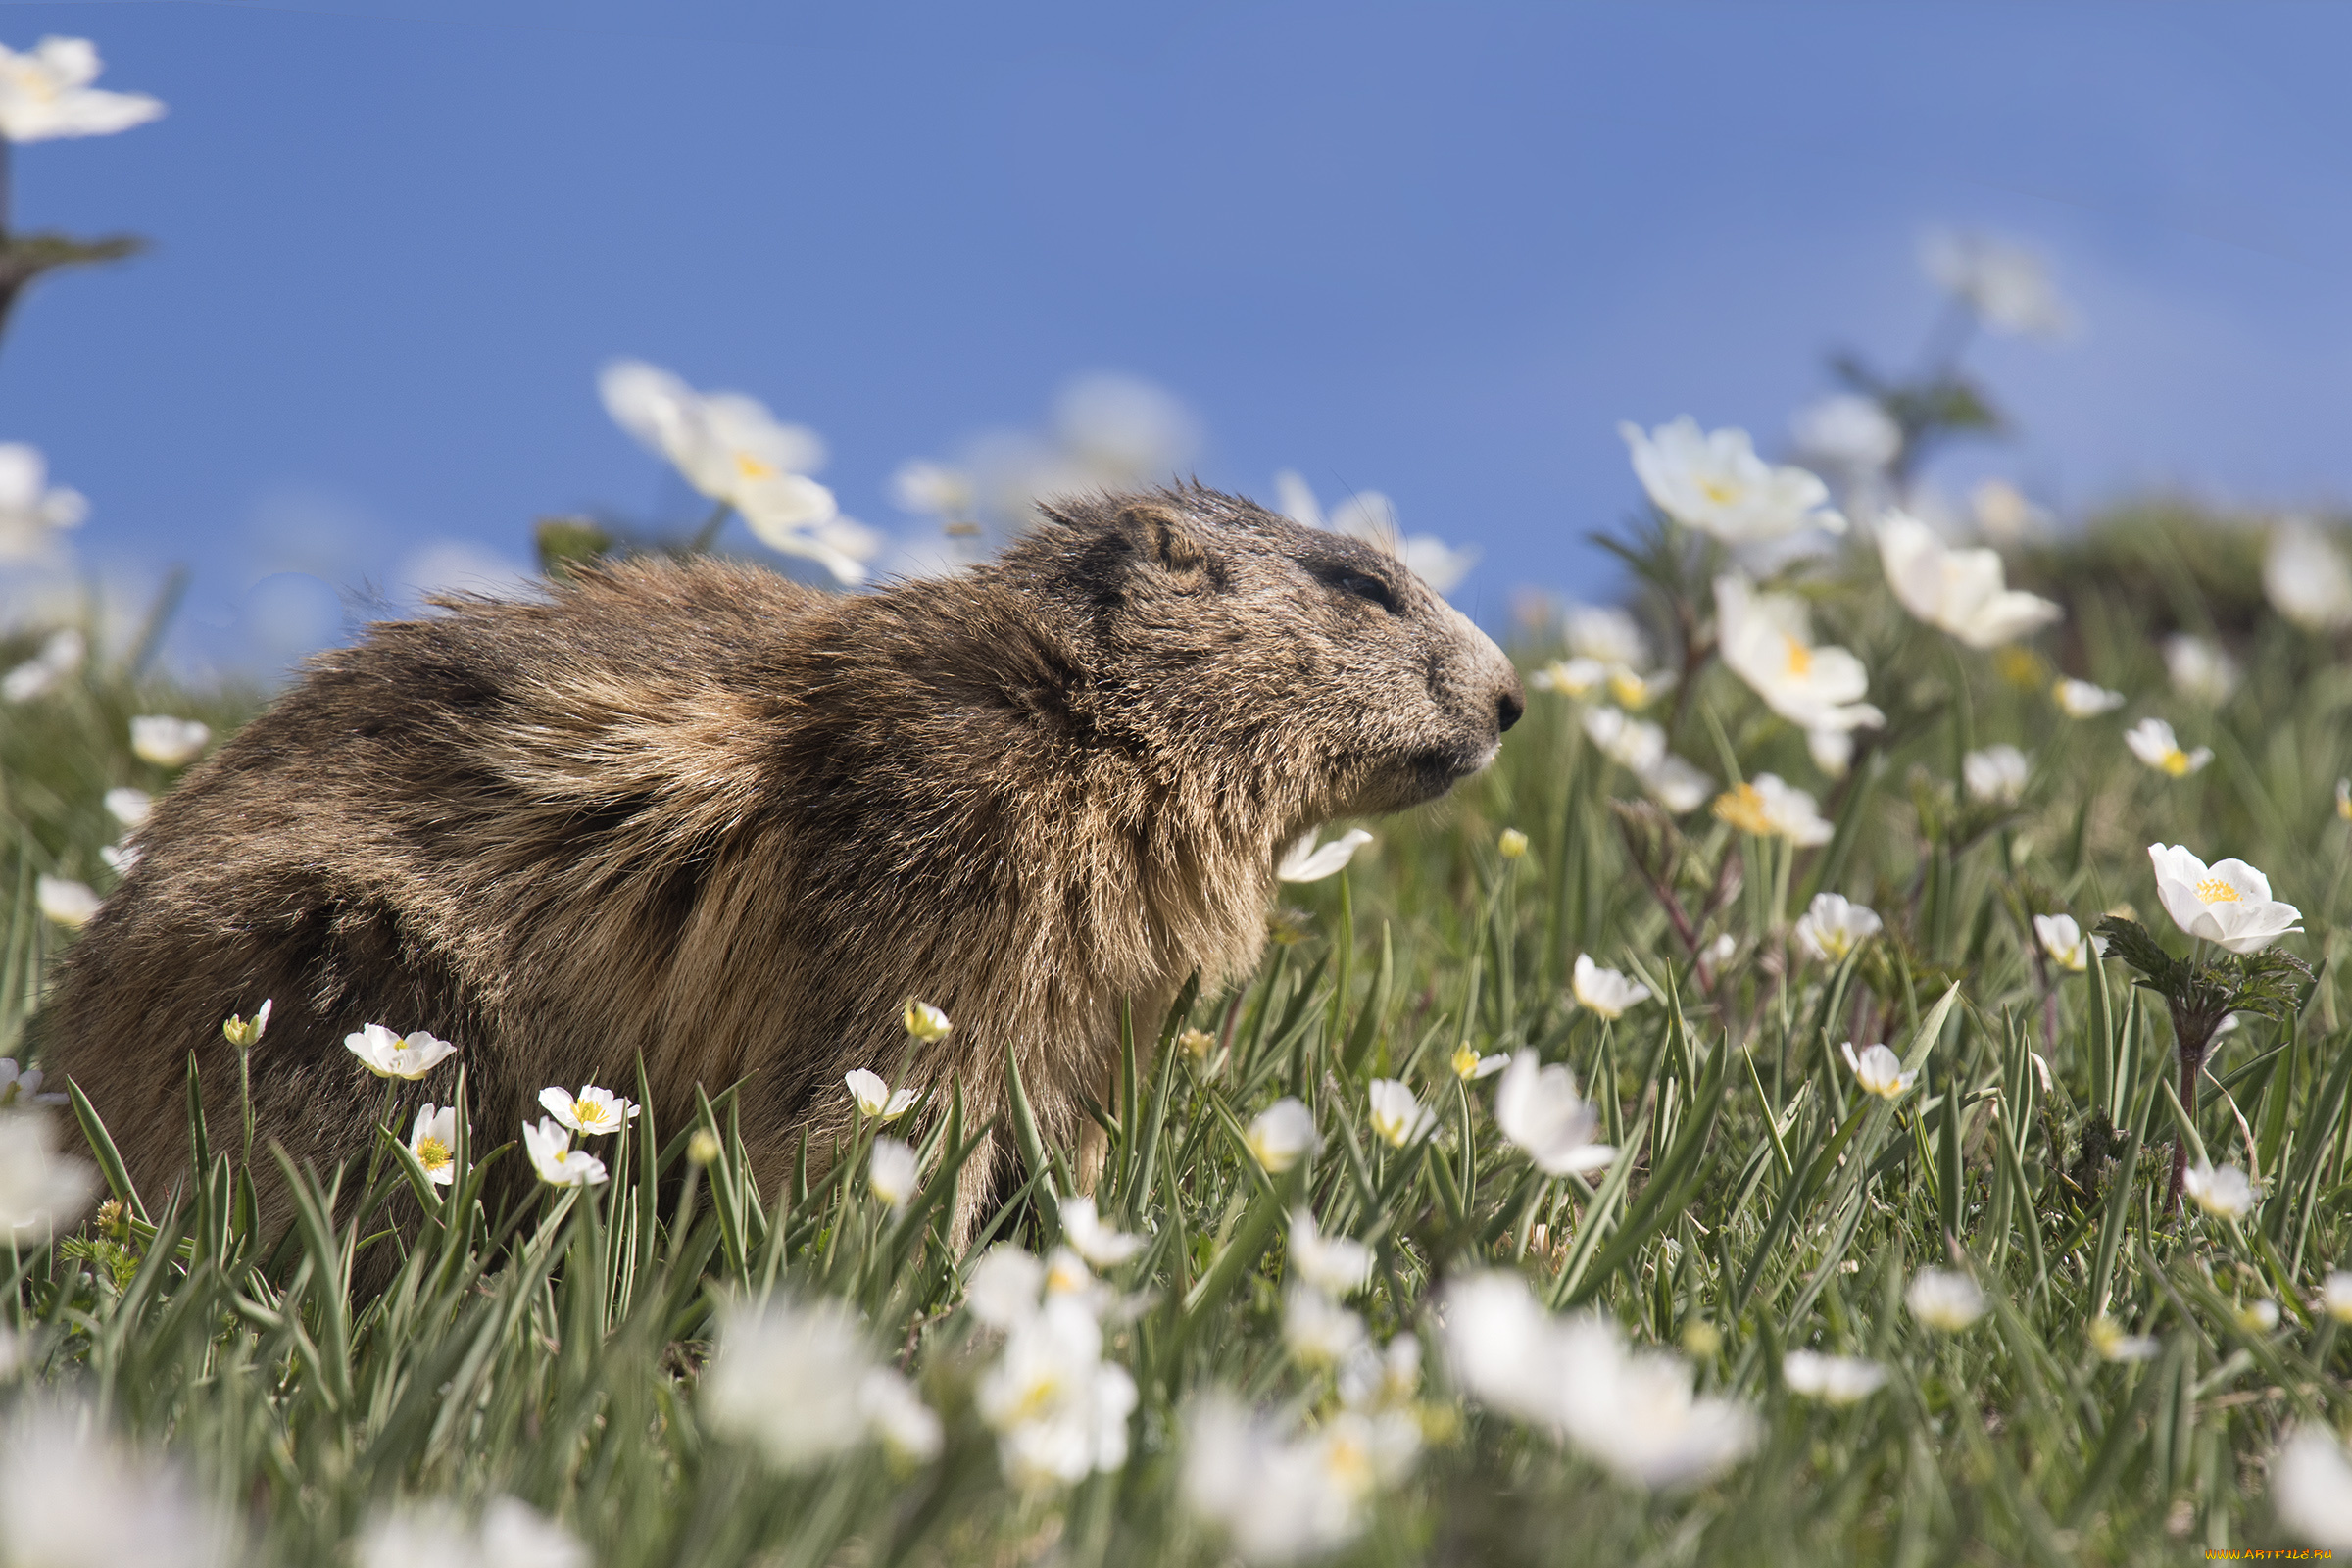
[2053,677,2126,717]
[2147,843,2302,955]
[538,1084,638,1137]
[0,37,163,142]
[1714,574,1883,737]
[2163,634,2239,705]
[867,1138,918,1209]
[2274,1426,2352,1550]
[1366,1078,1436,1149]
[2124,717,2211,779]
[975,1295,1138,1490]
[0,1111,97,1234]
[406,1104,459,1187]
[902,1000,951,1041]
[343,1024,458,1080]
[1244,1098,1318,1174]
[1571,954,1652,1020]
[1793,893,1882,963]
[1962,744,2031,805]
[1919,230,2073,337]
[1840,1042,1917,1102]
[129,715,211,767]
[1276,828,1372,883]
[520,1117,608,1188]
[1904,1268,1986,1331]
[2087,1318,2161,1363]
[1782,1350,1888,1404]
[2181,1162,2256,1220]
[1287,1208,1373,1296]
[1621,417,1843,542]
[1493,1052,1614,1175]
[34,875,98,929]
[843,1068,918,1121]
[1711,774,1835,846]
[2265,518,2352,632]
[2,626,84,700]
[1878,512,2062,648]
[1056,1194,1146,1268]
[1180,1393,1420,1565]
[2034,913,2102,972]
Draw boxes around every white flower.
[859,1368,944,1466]
[902,999,952,1041]
[34,874,99,928]
[964,1245,1049,1328]
[1714,575,1882,736]
[0,1401,232,1568]
[2265,518,2352,632]
[1621,417,1843,542]
[362,1499,587,1568]
[2275,1426,2352,1550]
[1181,1394,1418,1566]
[2148,843,2302,955]
[2181,1162,2256,1220]
[1572,954,1651,1020]
[0,1059,63,1109]
[520,1116,607,1188]
[1282,1284,1366,1368]
[842,1068,917,1121]
[702,1295,882,1472]
[1878,512,2061,649]
[1962,744,2031,805]
[597,359,878,584]
[2034,913,2101,972]
[0,1112,97,1234]
[1904,1267,1985,1331]
[1920,230,2073,337]
[1493,1052,1614,1175]
[889,458,977,519]
[3,626,85,701]
[1288,1208,1373,1296]
[2323,1271,2352,1325]
[1806,725,1855,779]
[101,787,151,829]
[1276,828,1372,883]
[1449,1044,1508,1081]
[2238,1298,2281,1334]
[1643,753,1714,813]
[1584,705,1664,773]
[478,1498,589,1568]
[1529,657,1606,698]
[1338,1334,1422,1412]
[128,715,211,767]
[344,1023,458,1080]
[1497,828,1530,859]
[2164,634,2239,706]
[1057,1194,1145,1267]
[407,1103,458,1186]
[0,37,164,142]
[1789,394,1901,474]
[1782,1350,1888,1404]
[99,842,139,876]
[2124,717,2212,779]
[0,445,88,561]
[2340,778,2352,822]
[1366,1078,1435,1149]
[868,1138,919,1209]
[1564,605,1651,668]
[2087,1318,2161,1362]
[1971,479,2052,542]
[1556,1313,1758,1489]
[221,1000,271,1051]
[2053,677,2126,717]
[1244,1098,1318,1173]
[1712,773,1835,846]
[1793,893,1882,963]
[977,1296,1138,1489]
[1841,1042,1917,1101]
[1278,475,1478,591]
[537,1084,638,1137]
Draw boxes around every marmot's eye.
[1333,572,1398,613]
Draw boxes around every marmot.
[37,485,1523,1242]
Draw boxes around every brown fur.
[36,486,1522,1242]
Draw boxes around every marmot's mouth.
[1406,739,1498,801]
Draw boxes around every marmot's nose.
[1496,683,1525,733]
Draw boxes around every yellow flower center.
[1712,782,1773,837]
[1607,669,1648,708]
[732,452,776,482]
[415,1136,452,1173]
[575,1103,616,1131]
[1781,636,1813,678]
[2195,877,2242,905]
[2160,750,2190,777]
[1450,1043,1481,1080]
[1699,478,1741,506]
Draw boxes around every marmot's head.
[1006,485,1523,828]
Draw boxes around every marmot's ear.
[1115,501,1211,582]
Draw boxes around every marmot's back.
[38,487,1522,1242]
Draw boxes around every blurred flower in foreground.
[2034,913,2102,973]
[1282,1283,1366,1367]
[2339,778,2352,820]
[406,1103,458,1186]
[1288,1208,1372,1296]
[599,360,883,585]
[2181,1162,2256,1220]
[1366,1078,1435,1149]
[1794,893,1881,963]
[1273,473,1478,593]
[1276,827,1373,882]
[1714,574,1882,739]
[977,1292,1137,1490]
[538,1084,637,1137]
[0,1110,97,1233]
[705,1295,936,1472]
[0,38,165,142]
[1904,1268,1985,1331]
[1245,1098,1317,1174]
[1571,954,1651,1020]
[1621,417,1843,542]
[3,626,84,702]
[867,1138,918,1209]
[129,715,210,767]
[0,1058,62,1109]
[521,1117,608,1188]
[1057,1194,1145,1268]
[2124,717,2211,779]
[34,874,98,928]
[0,1401,231,1568]
[1712,773,1834,846]
[2163,634,2239,706]
[1920,230,2073,338]
[1782,1350,1887,1404]
[1878,513,2062,649]
[2274,1426,2352,1550]
[1181,1393,1419,1565]
[2148,843,2301,955]
[2087,1317,2160,1363]
[1789,394,1900,477]
[344,1023,457,1080]
[1496,827,1529,859]
[2325,1271,2352,1325]
[1840,1042,1916,1102]
[1962,744,2030,805]
[1444,1272,1757,1488]
[359,1497,587,1568]
[2264,518,2352,633]
[843,1068,918,1121]
[2053,677,2126,718]
[1494,1052,1614,1175]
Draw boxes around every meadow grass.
[3,506,2350,1566]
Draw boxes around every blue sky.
[5,1,2351,675]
